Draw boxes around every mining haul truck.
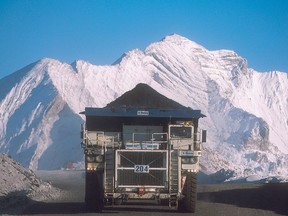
[80,107,206,212]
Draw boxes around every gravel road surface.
[13,170,288,216]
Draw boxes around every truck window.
[170,126,192,138]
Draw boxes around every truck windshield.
[170,126,192,138]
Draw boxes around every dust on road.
[12,171,288,216]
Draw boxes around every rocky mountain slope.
[0,153,60,213]
[0,34,287,181]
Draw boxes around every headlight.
[181,157,198,164]
[181,157,190,164]
[86,155,95,162]
[86,154,104,163]
[95,155,104,163]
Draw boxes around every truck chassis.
[81,107,206,212]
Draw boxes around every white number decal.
[134,165,149,173]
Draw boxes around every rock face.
[0,34,287,181]
[0,153,60,213]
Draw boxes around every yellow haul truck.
[81,107,206,212]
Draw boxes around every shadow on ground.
[0,190,32,215]
[20,200,175,214]
[198,183,288,215]
[24,201,87,214]
[2,183,288,215]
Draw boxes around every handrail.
[130,132,168,143]
[82,131,122,149]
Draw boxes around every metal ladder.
[105,149,115,193]
[169,150,179,207]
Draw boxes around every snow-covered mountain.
[0,34,287,181]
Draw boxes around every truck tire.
[178,172,197,213]
[85,171,104,212]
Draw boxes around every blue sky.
[0,0,287,79]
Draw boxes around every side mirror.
[201,130,207,143]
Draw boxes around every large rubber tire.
[85,171,104,212]
[178,172,197,213]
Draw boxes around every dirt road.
[14,171,288,216]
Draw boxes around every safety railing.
[124,132,168,150]
[81,128,122,150]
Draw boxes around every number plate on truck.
[134,165,149,173]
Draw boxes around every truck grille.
[116,150,168,187]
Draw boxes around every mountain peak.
[38,57,62,66]
[161,34,206,50]
[113,49,145,65]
